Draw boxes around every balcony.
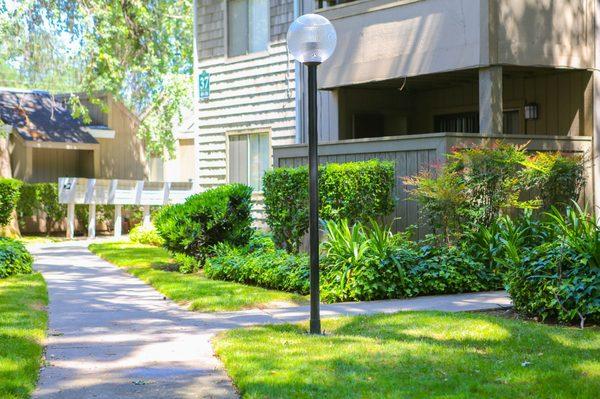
[315,0,594,89]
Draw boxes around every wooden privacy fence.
[58,177,195,239]
[272,133,593,238]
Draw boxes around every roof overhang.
[12,130,99,150]
[83,126,116,139]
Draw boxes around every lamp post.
[287,14,337,335]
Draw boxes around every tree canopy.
[0,0,193,157]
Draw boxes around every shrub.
[0,237,33,278]
[447,142,527,226]
[0,178,22,227]
[263,160,395,253]
[205,232,309,294]
[505,204,599,327]
[173,253,200,274]
[154,183,253,264]
[520,152,586,211]
[404,168,468,242]
[17,183,66,232]
[262,167,308,253]
[319,219,502,303]
[129,224,164,246]
[320,219,417,302]
[411,240,500,295]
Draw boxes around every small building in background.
[0,89,153,183]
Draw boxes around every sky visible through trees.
[0,0,194,156]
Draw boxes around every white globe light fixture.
[287,14,337,335]
[287,13,337,65]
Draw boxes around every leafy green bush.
[17,183,66,232]
[262,167,309,253]
[263,160,395,253]
[407,144,586,240]
[320,219,417,302]
[411,241,499,295]
[0,178,22,227]
[154,183,253,264]
[173,253,199,274]
[129,224,164,246]
[0,237,33,278]
[319,220,500,303]
[447,142,527,226]
[520,152,586,211]
[404,168,468,242]
[205,232,309,294]
[504,204,599,327]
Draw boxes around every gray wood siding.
[196,42,296,189]
[273,133,593,238]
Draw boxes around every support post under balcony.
[479,66,503,136]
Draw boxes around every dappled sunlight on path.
[31,240,510,398]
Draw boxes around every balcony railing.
[273,133,593,236]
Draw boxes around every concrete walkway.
[31,241,511,399]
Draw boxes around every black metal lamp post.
[287,14,337,335]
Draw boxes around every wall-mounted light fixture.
[524,103,539,120]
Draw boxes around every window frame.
[224,0,271,60]
[225,128,272,192]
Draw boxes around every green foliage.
[0,178,22,227]
[321,219,417,302]
[263,160,395,253]
[407,143,586,240]
[412,240,499,295]
[173,253,199,274]
[2,1,193,156]
[447,142,527,226]
[129,224,164,247]
[0,237,33,278]
[154,184,254,264]
[521,152,586,211]
[504,204,599,327]
[319,219,501,303]
[262,167,309,254]
[17,183,66,233]
[205,232,310,294]
[404,169,467,242]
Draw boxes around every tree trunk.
[0,132,21,237]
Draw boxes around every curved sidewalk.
[31,240,511,399]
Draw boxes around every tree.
[0,0,193,157]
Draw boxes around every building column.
[114,205,122,238]
[142,205,151,228]
[66,203,75,239]
[479,66,503,135]
[88,204,96,238]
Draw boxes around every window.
[227,0,269,57]
[434,112,479,133]
[503,110,520,134]
[317,0,358,8]
[228,132,270,191]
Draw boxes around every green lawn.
[214,311,600,399]
[0,273,48,399]
[88,242,307,312]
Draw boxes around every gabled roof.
[0,89,99,144]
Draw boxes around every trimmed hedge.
[205,233,309,294]
[263,160,395,253]
[154,183,253,264]
[0,178,22,227]
[0,237,33,278]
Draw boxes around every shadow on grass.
[215,312,600,399]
